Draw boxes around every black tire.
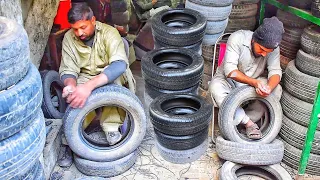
[154,127,208,150]
[110,0,128,12]
[0,17,30,90]
[232,0,260,5]
[280,115,320,154]
[64,84,147,162]
[277,9,311,28]
[144,81,199,99]
[296,49,320,78]
[229,4,258,19]
[41,70,67,119]
[0,63,42,140]
[282,27,303,45]
[288,0,312,9]
[312,2,320,18]
[202,32,224,46]
[282,140,320,176]
[153,38,202,52]
[301,25,320,56]
[141,48,204,90]
[185,0,232,21]
[284,61,319,104]
[111,10,130,25]
[219,161,292,180]
[74,151,137,177]
[225,17,256,33]
[187,0,233,7]
[156,138,208,164]
[206,19,228,35]
[218,86,282,144]
[279,40,300,59]
[0,112,46,180]
[152,8,206,46]
[150,93,212,136]
[280,90,314,129]
[216,136,284,165]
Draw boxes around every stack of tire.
[289,0,312,10]
[141,47,204,107]
[185,0,233,46]
[149,93,212,164]
[215,86,291,179]
[276,9,311,69]
[63,85,147,178]
[151,8,207,55]
[280,25,320,176]
[312,0,320,18]
[225,0,259,33]
[0,17,46,179]
[111,0,131,32]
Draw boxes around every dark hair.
[68,3,94,24]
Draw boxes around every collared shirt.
[59,21,136,92]
[214,30,282,81]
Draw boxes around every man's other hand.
[255,81,271,97]
[152,0,158,5]
[65,84,93,109]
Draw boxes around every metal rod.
[259,0,266,25]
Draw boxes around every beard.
[251,41,262,58]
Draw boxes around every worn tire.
[156,138,208,164]
[0,17,30,90]
[279,40,300,59]
[282,27,304,44]
[185,0,232,21]
[0,64,42,140]
[41,70,67,119]
[284,61,319,103]
[111,10,130,25]
[150,93,212,136]
[64,84,146,162]
[153,38,202,52]
[219,161,292,180]
[206,19,228,34]
[225,17,256,33]
[0,112,46,180]
[74,151,137,177]
[152,8,206,46]
[219,86,282,144]
[229,4,258,19]
[276,9,311,28]
[232,0,260,5]
[188,0,233,7]
[202,32,224,46]
[154,127,208,150]
[280,54,292,70]
[312,2,320,18]
[296,49,320,78]
[216,136,284,165]
[301,25,320,56]
[280,115,320,154]
[142,48,204,90]
[288,0,312,9]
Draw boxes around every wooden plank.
[0,0,23,25]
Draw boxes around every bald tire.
[295,49,320,78]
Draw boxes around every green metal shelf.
[259,0,320,26]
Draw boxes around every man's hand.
[152,0,158,5]
[62,85,76,98]
[254,80,271,97]
[65,84,93,109]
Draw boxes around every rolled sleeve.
[105,28,129,66]
[223,33,241,77]
[266,47,282,79]
[59,35,80,79]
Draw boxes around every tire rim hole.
[156,60,188,69]
[236,166,277,180]
[153,52,193,69]
[161,97,201,115]
[161,12,196,28]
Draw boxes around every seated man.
[133,0,171,21]
[209,17,284,139]
[58,3,135,167]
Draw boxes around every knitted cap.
[252,17,284,49]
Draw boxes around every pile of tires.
[185,0,232,46]
[151,8,207,54]
[225,0,259,33]
[64,85,147,177]
[110,0,131,32]
[312,0,320,18]
[149,93,212,164]
[276,9,311,69]
[289,0,312,10]
[216,86,291,179]
[280,25,320,176]
[40,70,67,119]
[0,16,46,179]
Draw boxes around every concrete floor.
[51,61,320,180]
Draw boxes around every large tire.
[288,0,312,9]
[280,115,320,154]
[202,32,224,46]
[41,70,67,119]
[64,84,146,162]
[301,25,320,56]
[282,27,304,44]
[185,0,232,21]
[279,40,300,59]
[154,127,208,150]
[150,93,212,136]
[225,17,256,33]
[280,90,314,129]
[206,19,228,35]
[218,86,282,144]
[0,63,42,140]
[0,17,30,90]
[0,112,46,180]
[276,9,311,28]
[152,8,206,46]
[153,38,202,52]
[295,49,320,78]
[219,161,292,180]
[283,61,319,104]
[156,138,208,164]
[74,151,137,177]
[229,4,258,19]
[141,48,204,90]
[187,0,233,7]
[216,136,284,165]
